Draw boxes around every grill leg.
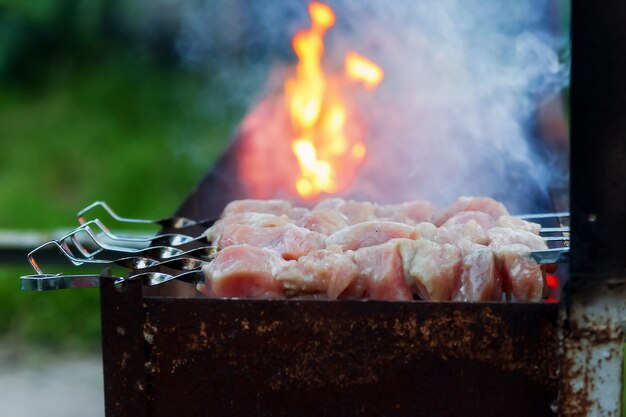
[100,271,148,417]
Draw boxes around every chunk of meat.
[490,244,544,301]
[454,248,502,301]
[312,198,377,224]
[338,200,378,224]
[487,227,547,250]
[496,216,541,234]
[201,246,291,298]
[415,222,437,240]
[436,197,509,226]
[376,201,439,224]
[347,241,413,301]
[397,239,462,301]
[435,219,489,254]
[222,199,293,217]
[326,221,420,251]
[288,207,309,222]
[297,209,349,235]
[442,211,496,230]
[205,212,293,243]
[216,223,326,260]
[312,198,345,211]
[278,246,358,299]
[202,197,548,302]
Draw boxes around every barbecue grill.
[17,1,626,416]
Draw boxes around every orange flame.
[345,51,384,90]
[285,1,383,199]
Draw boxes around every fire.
[285,1,384,199]
[345,52,384,90]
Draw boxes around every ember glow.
[285,1,383,199]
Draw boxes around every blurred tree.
[0,0,179,85]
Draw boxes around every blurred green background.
[0,0,251,351]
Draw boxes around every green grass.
[0,58,244,228]
[0,56,247,351]
[0,266,101,350]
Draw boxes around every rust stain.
[170,358,187,374]
[144,300,559,413]
[120,352,130,369]
[186,321,210,351]
[255,320,281,334]
[240,319,250,330]
[143,321,157,344]
[560,320,624,417]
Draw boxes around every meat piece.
[297,209,349,235]
[435,197,509,226]
[203,197,547,302]
[216,223,326,260]
[496,216,541,234]
[442,211,496,230]
[397,239,462,301]
[312,198,377,224]
[288,207,310,222]
[415,222,437,240]
[278,245,357,299]
[348,241,413,301]
[222,199,293,217]
[454,248,502,301]
[435,219,489,254]
[487,227,547,250]
[488,228,546,301]
[490,244,543,301]
[326,221,420,251]
[201,246,291,298]
[376,201,439,224]
[205,212,293,243]
[312,198,345,211]
[338,200,378,224]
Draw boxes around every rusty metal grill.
[101,276,560,417]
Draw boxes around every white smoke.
[173,0,570,213]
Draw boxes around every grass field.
[0,56,246,350]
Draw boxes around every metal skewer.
[517,211,570,220]
[21,269,206,291]
[77,201,215,230]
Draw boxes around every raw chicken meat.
[496,216,541,234]
[199,197,552,302]
[376,201,438,224]
[435,197,509,226]
[326,221,420,250]
[487,227,547,250]
[454,248,502,302]
[222,199,294,217]
[397,238,463,301]
[349,241,413,301]
[297,209,349,235]
[205,212,293,243]
[277,245,357,299]
[216,223,326,260]
[201,245,291,298]
[490,244,544,302]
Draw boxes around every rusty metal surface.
[139,299,559,417]
[100,274,149,417]
[560,281,626,417]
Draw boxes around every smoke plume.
[174,0,570,213]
